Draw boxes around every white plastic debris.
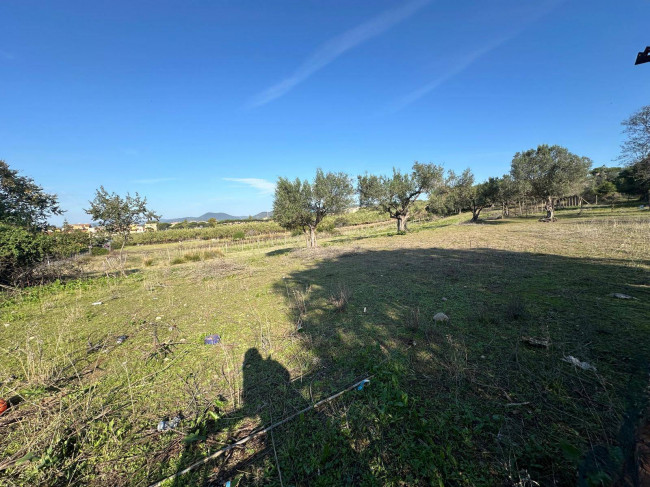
[157,416,181,431]
[155,316,162,321]
[433,312,449,322]
[363,307,367,313]
[562,355,596,371]
[4,323,9,327]
[92,301,103,306]
[609,293,634,300]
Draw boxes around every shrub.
[49,230,90,258]
[184,253,201,262]
[91,247,109,256]
[0,224,51,285]
[170,256,185,265]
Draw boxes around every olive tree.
[0,160,62,230]
[510,145,591,221]
[273,169,354,248]
[469,177,500,222]
[85,186,159,256]
[358,162,444,232]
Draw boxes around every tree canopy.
[273,169,354,248]
[619,105,650,199]
[358,162,444,232]
[85,187,159,253]
[0,160,62,230]
[510,145,591,220]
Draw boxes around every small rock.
[442,297,447,301]
[4,323,9,327]
[480,355,486,359]
[116,335,128,345]
[521,336,550,348]
[433,312,449,322]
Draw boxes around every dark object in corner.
[635,46,650,65]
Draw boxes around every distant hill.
[160,211,272,223]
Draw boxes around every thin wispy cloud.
[131,177,177,184]
[223,178,276,195]
[389,37,510,112]
[390,0,565,112]
[248,0,431,108]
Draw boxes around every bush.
[49,230,90,258]
[91,247,109,256]
[0,224,51,285]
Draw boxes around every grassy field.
[1,206,649,486]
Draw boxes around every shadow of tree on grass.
[154,246,649,486]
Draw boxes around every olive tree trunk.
[545,197,555,221]
[396,215,407,232]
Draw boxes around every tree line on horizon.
[1,105,649,282]
[273,140,649,247]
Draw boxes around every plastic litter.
[562,355,596,371]
[0,398,8,415]
[116,335,128,345]
[609,293,635,300]
[204,334,221,345]
[92,301,103,306]
[157,416,181,431]
[357,379,370,391]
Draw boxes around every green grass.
[1,207,649,485]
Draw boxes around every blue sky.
[1,0,649,224]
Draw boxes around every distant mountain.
[160,211,272,223]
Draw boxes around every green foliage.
[156,222,172,231]
[48,231,90,258]
[470,177,501,221]
[511,144,592,210]
[0,160,63,230]
[0,223,51,285]
[273,169,354,247]
[359,162,444,231]
[427,168,474,216]
[90,247,109,256]
[85,186,159,248]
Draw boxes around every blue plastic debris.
[225,482,231,487]
[357,379,370,391]
[157,416,181,431]
[116,335,128,345]
[204,334,221,345]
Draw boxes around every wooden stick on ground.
[147,376,371,487]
